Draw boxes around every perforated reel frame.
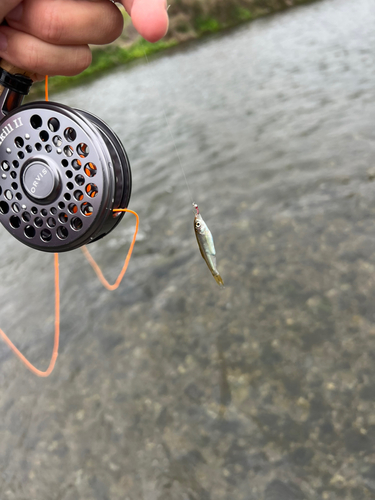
[0,101,131,252]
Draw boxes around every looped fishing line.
[0,76,139,377]
[81,208,139,290]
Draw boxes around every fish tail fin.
[214,273,225,287]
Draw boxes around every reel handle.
[0,59,33,116]
[0,59,33,91]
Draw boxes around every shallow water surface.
[1,0,375,498]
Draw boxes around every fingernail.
[6,3,23,22]
[0,32,8,52]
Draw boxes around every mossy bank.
[32,0,321,96]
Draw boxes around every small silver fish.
[193,203,224,287]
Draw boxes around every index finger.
[120,0,169,43]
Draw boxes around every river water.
[1,0,375,498]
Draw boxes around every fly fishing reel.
[0,66,131,252]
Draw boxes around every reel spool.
[0,63,132,252]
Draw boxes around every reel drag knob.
[0,65,132,252]
[22,158,62,204]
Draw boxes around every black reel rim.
[75,109,132,243]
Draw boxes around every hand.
[0,0,169,80]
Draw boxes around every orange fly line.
[0,76,139,376]
[81,208,139,290]
[0,253,60,377]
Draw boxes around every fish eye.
[195,221,201,227]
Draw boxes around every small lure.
[193,203,224,287]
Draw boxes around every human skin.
[0,0,169,80]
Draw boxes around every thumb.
[120,0,169,43]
